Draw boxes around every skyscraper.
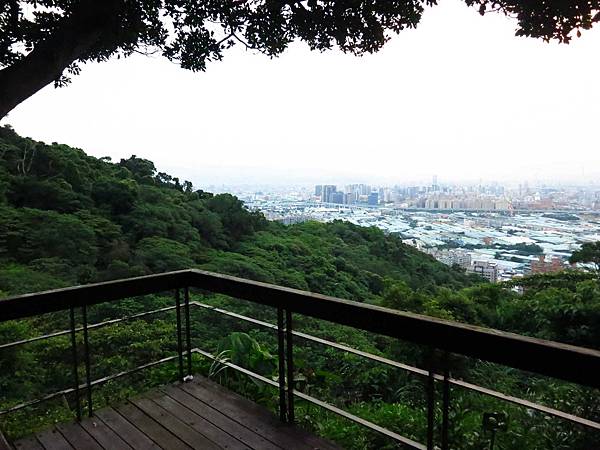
[330,191,344,204]
[321,185,337,203]
[368,192,379,205]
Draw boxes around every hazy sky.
[2,0,600,187]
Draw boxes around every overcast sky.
[2,0,600,187]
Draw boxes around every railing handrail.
[3,299,597,431]
[0,269,192,320]
[1,268,599,389]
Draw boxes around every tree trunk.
[0,1,121,119]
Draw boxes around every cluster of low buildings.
[425,247,569,283]
[218,180,600,285]
[244,197,600,284]
[419,195,511,211]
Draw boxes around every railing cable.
[192,347,427,450]
[192,300,600,431]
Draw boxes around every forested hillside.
[1,126,599,449]
[0,124,476,299]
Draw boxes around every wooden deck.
[11,377,341,450]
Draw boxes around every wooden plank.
[163,386,281,450]
[35,429,73,450]
[115,402,191,450]
[95,407,161,450]
[131,397,221,450]
[56,422,102,450]
[182,379,340,450]
[12,437,44,450]
[79,415,133,450]
[150,391,252,450]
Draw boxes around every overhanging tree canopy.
[1,0,599,118]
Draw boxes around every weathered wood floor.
[12,377,341,450]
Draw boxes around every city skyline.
[2,0,599,185]
[227,179,600,212]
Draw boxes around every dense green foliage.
[570,241,600,277]
[0,125,473,299]
[0,126,599,449]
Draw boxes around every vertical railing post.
[277,307,287,422]
[81,305,93,417]
[69,307,82,421]
[441,357,450,450]
[184,286,193,380]
[285,309,295,424]
[175,288,185,383]
[426,351,435,450]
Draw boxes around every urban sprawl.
[204,179,600,284]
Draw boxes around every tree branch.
[0,0,123,119]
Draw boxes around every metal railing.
[0,269,599,450]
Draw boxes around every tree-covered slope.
[0,125,476,299]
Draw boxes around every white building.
[470,261,498,283]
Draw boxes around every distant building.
[368,192,379,205]
[432,175,438,192]
[531,255,564,274]
[321,185,336,203]
[422,194,511,211]
[330,191,344,204]
[315,185,323,197]
[450,251,471,269]
[382,188,392,203]
[428,248,471,269]
[470,261,498,283]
